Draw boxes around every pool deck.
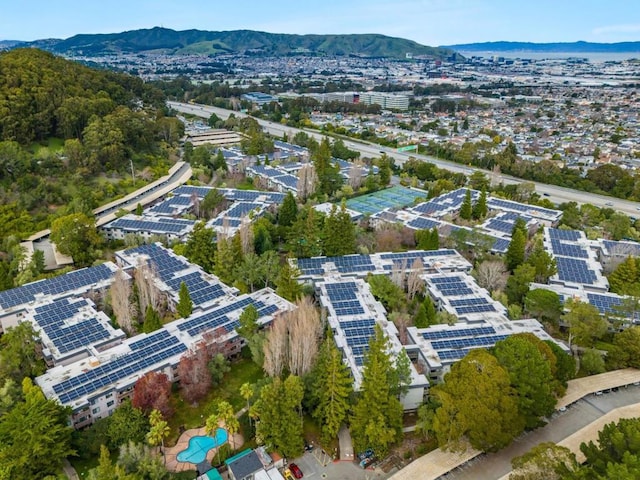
[164,423,244,472]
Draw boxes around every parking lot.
[289,450,393,480]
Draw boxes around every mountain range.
[2,27,458,60]
[444,40,640,54]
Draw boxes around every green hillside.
[33,27,458,60]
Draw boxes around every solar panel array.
[429,276,474,297]
[421,325,496,340]
[586,293,625,316]
[411,188,478,217]
[492,238,511,253]
[550,239,589,259]
[34,298,115,355]
[0,263,114,309]
[602,240,640,257]
[555,257,598,284]
[431,334,509,351]
[488,198,560,218]
[52,329,187,405]
[123,244,227,306]
[407,217,441,230]
[175,296,278,337]
[548,228,582,242]
[107,217,194,234]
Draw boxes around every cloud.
[593,23,640,35]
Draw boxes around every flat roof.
[557,368,640,409]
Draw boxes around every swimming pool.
[176,429,228,464]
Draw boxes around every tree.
[475,260,508,293]
[414,303,429,328]
[296,164,318,200]
[176,281,193,318]
[240,383,255,425]
[237,304,260,341]
[581,349,606,374]
[506,263,536,305]
[432,349,524,452]
[278,191,298,228]
[524,289,563,326]
[177,343,211,403]
[608,256,639,295]
[110,268,136,335]
[50,212,102,266]
[212,150,228,172]
[563,299,608,348]
[416,228,439,250]
[287,297,322,376]
[468,171,489,190]
[201,189,227,219]
[276,259,303,302]
[493,334,556,429]
[184,222,216,272]
[323,203,356,256]
[142,305,162,333]
[424,295,437,325]
[472,188,488,219]
[506,227,527,272]
[287,206,324,258]
[263,317,289,378]
[526,239,557,283]
[0,378,75,479]
[459,189,472,220]
[570,418,640,478]
[215,400,240,450]
[214,234,243,285]
[609,326,640,369]
[132,371,173,419]
[350,325,404,457]
[87,445,131,480]
[510,442,578,480]
[0,322,44,383]
[254,375,304,458]
[378,154,392,186]
[311,339,353,444]
[105,400,150,450]
[312,138,343,196]
[146,409,170,465]
[544,340,576,390]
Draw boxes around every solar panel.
[422,325,496,340]
[548,228,581,241]
[555,257,598,285]
[432,334,509,350]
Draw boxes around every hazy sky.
[3,0,640,45]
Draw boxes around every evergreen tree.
[214,235,244,284]
[506,264,536,305]
[506,227,527,271]
[312,340,353,445]
[312,138,343,196]
[176,281,193,318]
[378,155,392,186]
[212,150,228,172]
[414,303,428,328]
[526,238,557,283]
[424,295,437,325]
[416,228,439,250]
[459,189,472,220]
[135,203,143,216]
[429,228,440,250]
[350,325,403,457]
[608,256,639,295]
[142,305,162,333]
[472,188,488,219]
[275,259,303,302]
[287,206,324,258]
[323,203,356,256]
[278,191,298,228]
[236,304,259,341]
[184,221,216,273]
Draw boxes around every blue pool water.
[177,429,228,464]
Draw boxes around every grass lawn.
[69,455,99,478]
[167,358,264,445]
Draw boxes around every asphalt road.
[440,385,640,480]
[169,100,640,217]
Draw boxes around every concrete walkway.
[62,459,79,480]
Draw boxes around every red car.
[289,463,303,479]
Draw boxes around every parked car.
[283,469,295,480]
[289,463,303,479]
[360,456,377,469]
[357,449,374,461]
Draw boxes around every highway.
[169,100,640,217]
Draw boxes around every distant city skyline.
[2,0,640,46]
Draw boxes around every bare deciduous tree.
[348,159,365,189]
[110,268,136,335]
[297,164,317,200]
[239,217,254,255]
[390,311,411,345]
[135,259,161,317]
[406,258,424,300]
[288,297,322,376]
[475,260,508,293]
[391,259,406,290]
[263,317,288,378]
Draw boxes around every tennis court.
[346,186,428,215]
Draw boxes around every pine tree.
[236,304,259,341]
[429,228,440,250]
[472,188,488,219]
[142,305,162,333]
[459,189,472,220]
[424,295,437,325]
[323,204,355,256]
[526,238,557,283]
[312,340,353,445]
[176,281,193,318]
[414,303,428,328]
[609,256,639,295]
[212,150,228,172]
[506,227,526,272]
[278,191,298,227]
[351,325,403,457]
[276,259,303,302]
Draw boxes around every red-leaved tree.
[132,371,173,419]
[177,342,211,404]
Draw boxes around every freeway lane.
[168,101,640,217]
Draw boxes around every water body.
[459,51,640,62]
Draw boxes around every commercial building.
[359,92,410,111]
